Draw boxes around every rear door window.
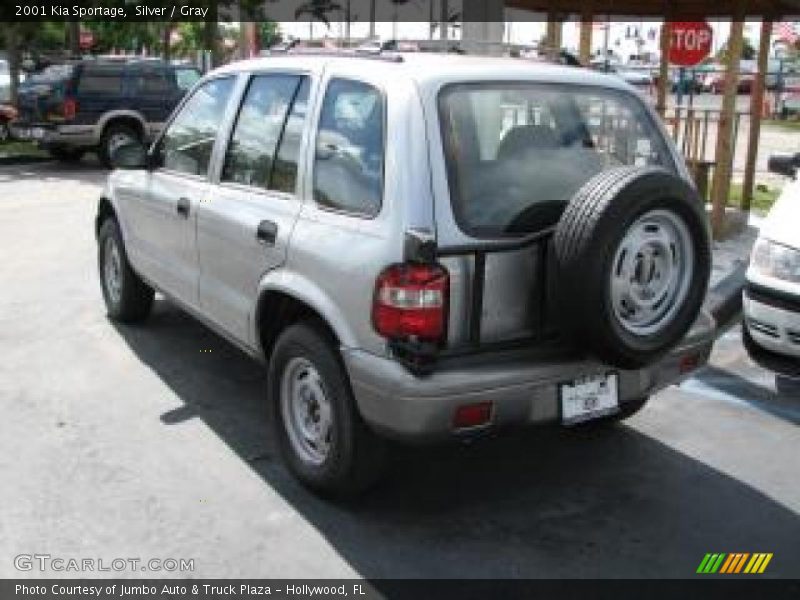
[221,74,304,192]
[77,65,123,95]
[133,65,171,95]
[439,83,675,237]
[312,78,384,216]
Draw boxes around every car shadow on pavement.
[0,156,107,186]
[112,299,800,579]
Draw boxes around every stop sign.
[668,21,713,67]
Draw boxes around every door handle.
[256,220,278,246]
[176,197,190,218]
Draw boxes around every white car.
[743,153,800,387]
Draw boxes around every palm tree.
[295,0,343,39]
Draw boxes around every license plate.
[560,373,619,425]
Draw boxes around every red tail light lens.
[63,98,77,120]
[372,263,449,343]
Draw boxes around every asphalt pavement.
[0,159,798,579]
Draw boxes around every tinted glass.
[159,77,235,177]
[271,78,310,194]
[439,83,675,236]
[222,74,300,190]
[313,79,384,216]
[134,66,171,94]
[77,65,123,94]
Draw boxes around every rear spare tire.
[553,166,710,369]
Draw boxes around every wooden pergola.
[500,0,799,239]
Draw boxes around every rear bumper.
[12,123,97,148]
[344,310,715,441]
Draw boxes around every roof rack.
[265,47,404,63]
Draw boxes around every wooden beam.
[579,5,593,66]
[656,21,671,117]
[710,6,745,240]
[742,18,772,212]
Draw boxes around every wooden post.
[579,5,593,66]
[656,21,671,117]
[742,18,772,213]
[710,10,745,240]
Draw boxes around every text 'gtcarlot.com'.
[14,554,195,573]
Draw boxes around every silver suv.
[96,52,719,496]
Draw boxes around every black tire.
[48,147,85,162]
[97,218,154,322]
[268,321,386,497]
[553,167,710,369]
[98,122,140,168]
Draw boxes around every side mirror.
[110,140,148,170]
[767,153,800,179]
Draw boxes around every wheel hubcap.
[610,209,694,336]
[103,236,122,305]
[108,132,133,155]
[280,358,333,465]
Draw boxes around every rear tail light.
[62,98,77,120]
[372,263,449,343]
[453,402,493,429]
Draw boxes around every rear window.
[439,83,675,237]
[77,65,123,95]
[27,64,74,84]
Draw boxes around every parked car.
[780,76,800,118]
[0,103,17,142]
[743,153,800,393]
[13,58,199,166]
[96,53,735,496]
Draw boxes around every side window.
[221,74,301,191]
[313,79,384,216]
[271,78,310,194]
[157,77,235,177]
[134,66,171,95]
[175,68,201,91]
[77,65,123,95]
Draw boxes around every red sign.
[79,31,95,50]
[668,21,713,67]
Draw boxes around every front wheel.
[268,321,386,497]
[98,218,154,322]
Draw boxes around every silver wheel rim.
[280,357,333,466]
[107,132,134,155]
[610,209,694,337]
[103,236,123,305]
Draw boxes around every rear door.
[197,73,311,344]
[128,63,179,137]
[122,76,238,307]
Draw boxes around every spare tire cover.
[553,166,710,369]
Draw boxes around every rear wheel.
[268,321,386,497]
[98,218,154,322]
[98,123,140,168]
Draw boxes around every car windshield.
[439,82,676,237]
